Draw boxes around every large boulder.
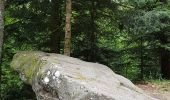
[11,51,158,100]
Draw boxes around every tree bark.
[140,37,144,80]
[159,33,170,79]
[49,0,62,53]
[64,0,72,56]
[88,0,97,62]
[0,0,4,84]
[161,49,170,79]
[0,0,4,63]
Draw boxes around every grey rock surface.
[11,51,158,100]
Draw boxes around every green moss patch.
[11,52,47,84]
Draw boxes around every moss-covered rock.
[11,51,158,100]
[11,51,47,84]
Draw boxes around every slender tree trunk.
[0,0,4,84]
[49,0,62,53]
[64,0,72,56]
[88,0,97,62]
[140,37,144,80]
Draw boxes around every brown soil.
[136,82,170,100]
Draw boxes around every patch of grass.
[147,79,170,85]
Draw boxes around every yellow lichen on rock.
[11,51,47,84]
[75,72,87,80]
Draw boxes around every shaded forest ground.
[136,80,170,100]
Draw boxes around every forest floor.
[136,80,170,100]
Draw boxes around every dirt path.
[136,81,170,100]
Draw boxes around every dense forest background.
[1,0,170,99]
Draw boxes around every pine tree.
[0,0,4,64]
[64,0,72,56]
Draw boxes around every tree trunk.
[64,0,72,56]
[161,49,170,79]
[0,0,4,83]
[159,33,170,79]
[88,0,97,62]
[140,37,144,80]
[49,0,62,53]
